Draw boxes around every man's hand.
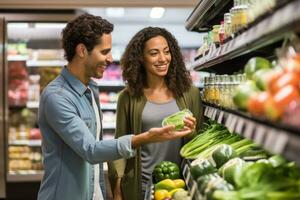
[131,116,196,148]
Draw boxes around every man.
[37,13,195,200]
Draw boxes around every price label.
[228,116,238,133]
[264,128,277,150]
[182,164,188,179]
[204,107,209,116]
[273,131,289,154]
[217,111,224,123]
[208,107,214,118]
[253,125,266,145]
[190,181,197,198]
[212,109,218,120]
[186,170,191,185]
[235,118,245,134]
[244,120,255,139]
[225,114,233,129]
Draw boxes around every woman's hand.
[183,116,196,132]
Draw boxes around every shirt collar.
[61,66,89,96]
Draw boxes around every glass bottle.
[219,21,225,45]
[224,13,232,39]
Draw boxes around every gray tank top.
[141,99,182,197]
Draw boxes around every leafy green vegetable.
[162,109,193,131]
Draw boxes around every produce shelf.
[101,103,117,110]
[193,0,300,71]
[181,159,202,200]
[26,60,66,67]
[7,171,43,182]
[185,0,232,32]
[203,103,300,165]
[94,80,125,87]
[9,140,41,147]
[7,55,28,61]
[103,122,115,130]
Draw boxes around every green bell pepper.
[153,161,181,183]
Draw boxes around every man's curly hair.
[121,27,192,97]
[62,13,113,62]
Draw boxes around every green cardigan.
[108,86,203,200]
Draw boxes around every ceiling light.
[150,7,165,19]
[105,7,125,18]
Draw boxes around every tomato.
[247,91,270,116]
[154,189,171,200]
[264,97,282,121]
[269,72,299,94]
[273,85,300,110]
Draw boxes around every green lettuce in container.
[162,109,193,131]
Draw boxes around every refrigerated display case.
[0,17,6,199]
[0,12,75,199]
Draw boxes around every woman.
[109,27,203,200]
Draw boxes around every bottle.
[224,13,232,39]
[219,21,225,45]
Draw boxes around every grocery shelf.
[7,55,28,61]
[101,103,117,110]
[181,159,202,200]
[203,103,300,165]
[9,140,42,147]
[7,171,43,182]
[26,60,66,67]
[94,80,125,87]
[185,0,232,32]
[26,101,39,108]
[103,122,116,130]
[193,0,300,71]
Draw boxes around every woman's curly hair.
[121,27,192,97]
[62,13,113,62]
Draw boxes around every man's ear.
[76,43,87,58]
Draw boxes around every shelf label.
[217,111,224,123]
[253,125,266,145]
[182,164,188,179]
[204,107,209,116]
[212,108,218,120]
[228,115,238,133]
[235,118,245,134]
[186,170,191,186]
[244,120,255,139]
[208,107,214,118]
[264,128,277,151]
[272,131,289,154]
[190,181,197,198]
[225,114,233,129]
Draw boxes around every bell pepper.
[153,161,180,183]
[154,189,171,200]
[218,157,245,185]
[154,179,176,191]
[197,173,220,194]
[211,144,237,168]
[190,159,217,179]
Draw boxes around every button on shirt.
[37,67,136,200]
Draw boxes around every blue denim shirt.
[37,67,135,200]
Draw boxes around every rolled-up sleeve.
[117,135,136,159]
[43,92,136,164]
